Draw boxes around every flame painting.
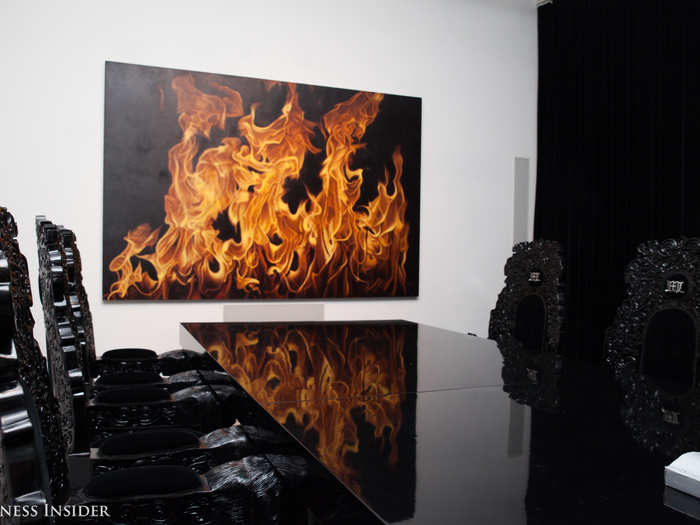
[103,62,421,300]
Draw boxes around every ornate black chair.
[34,221,80,453]
[70,453,314,524]
[85,383,244,445]
[0,209,70,511]
[90,423,296,475]
[35,219,245,448]
[606,238,700,455]
[489,240,565,355]
[36,218,216,383]
[36,216,233,392]
[0,252,32,495]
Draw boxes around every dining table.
[180,319,696,525]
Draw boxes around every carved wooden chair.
[90,423,296,475]
[1,250,14,372]
[606,238,700,454]
[35,219,247,448]
[0,208,70,511]
[35,223,231,383]
[37,217,218,383]
[34,220,79,453]
[489,240,565,355]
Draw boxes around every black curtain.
[535,0,700,362]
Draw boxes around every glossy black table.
[181,320,697,525]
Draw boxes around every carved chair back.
[51,223,211,378]
[1,251,15,374]
[606,238,700,454]
[57,228,98,383]
[35,217,77,453]
[0,207,69,505]
[489,240,565,355]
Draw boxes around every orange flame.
[107,74,409,299]
[198,324,407,493]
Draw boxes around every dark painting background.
[103,61,421,299]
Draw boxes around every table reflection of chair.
[489,240,565,355]
[501,346,563,413]
[523,358,675,525]
[606,238,700,454]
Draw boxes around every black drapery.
[534,0,700,361]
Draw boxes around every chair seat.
[96,371,164,386]
[99,428,201,456]
[95,385,170,404]
[159,349,202,375]
[85,465,205,499]
[102,348,158,362]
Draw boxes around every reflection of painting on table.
[185,321,417,521]
[103,61,421,300]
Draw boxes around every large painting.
[103,61,421,300]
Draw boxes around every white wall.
[0,0,538,354]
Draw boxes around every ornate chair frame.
[606,237,700,454]
[36,219,77,453]
[0,207,69,506]
[55,224,215,379]
[34,219,240,445]
[489,240,565,354]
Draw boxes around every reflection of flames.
[107,74,409,299]
[199,324,406,493]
